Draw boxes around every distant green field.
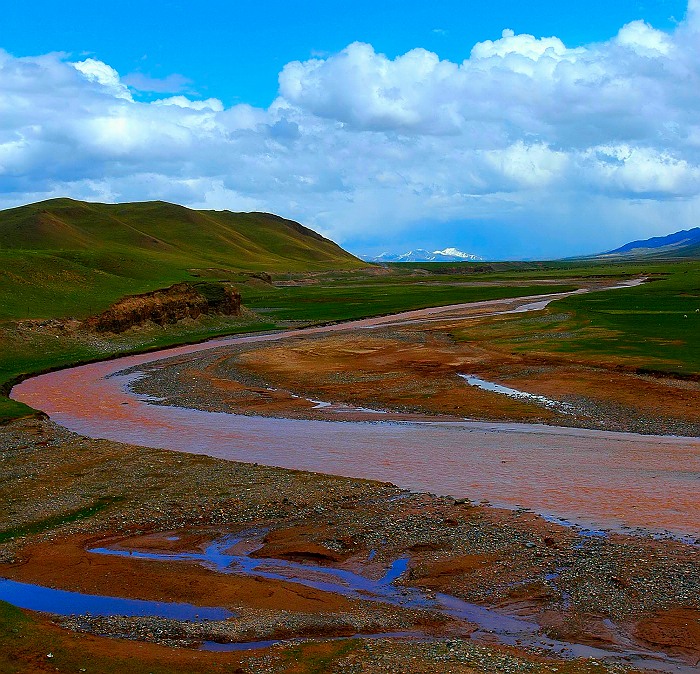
[450,261,700,376]
[239,282,576,323]
[551,262,700,374]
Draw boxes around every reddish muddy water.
[12,284,700,540]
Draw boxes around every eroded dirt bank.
[0,419,698,673]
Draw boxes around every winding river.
[12,282,700,540]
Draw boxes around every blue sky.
[3,0,686,107]
[1,0,699,259]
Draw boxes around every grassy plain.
[449,260,700,376]
[239,279,577,323]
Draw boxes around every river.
[12,282,700,540]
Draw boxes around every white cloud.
[72,58,132,100]
[470,29,573,61]
[2,2,700,258]
[279,42,464,134]
[153,96,224,112]
[615,21,673,55]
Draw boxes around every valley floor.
[1,268,698,673]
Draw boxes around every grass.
[450,261,700,376]
[551,261,700,374]
[0,199,363,270]
[0,497,122,544]
[0,249,184,320]
[240,282,577,323]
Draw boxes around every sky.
[1,0,698,259]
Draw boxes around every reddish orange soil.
[231,331,700,428]
[251,525,352,563]
[634,608,700,665]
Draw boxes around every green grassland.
[450,261,700,376]
[240,281,577,323]
[552,261,700,374]
[0,198,365,320]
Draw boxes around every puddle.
[458,374,575,413]
[90,531,414,603]
[86,530,695,672]
[0,578,232,621]
[202,639,282,651]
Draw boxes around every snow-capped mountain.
[367,248,483,262]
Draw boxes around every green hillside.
[0,198,365,319]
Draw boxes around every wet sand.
[13,283,700,540]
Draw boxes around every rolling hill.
[599,227,700,259]
[0,198,364,319]
[0,198,361,268]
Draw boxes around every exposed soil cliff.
[83,282,241,334]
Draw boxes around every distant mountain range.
[598,227,700,259]
[366,248,484,263]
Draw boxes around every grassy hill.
[0,198,364,319]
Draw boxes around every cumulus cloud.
[470,28,573,60]
[2,2,700,258]
[615,20,673,55]
[72,58,133,100]
[153,96,224,111]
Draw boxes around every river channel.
[12,283,700,540]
